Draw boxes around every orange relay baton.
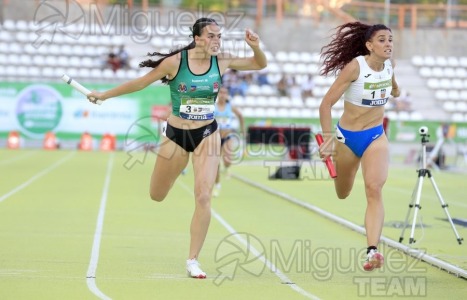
[315,134,337,179]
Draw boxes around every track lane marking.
[178,180,321,300]
[86,153,114,300]
[0,151,75,203]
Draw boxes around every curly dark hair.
[139,18,218,84]
[320,22,391,77]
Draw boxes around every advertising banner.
[0,81,171,143]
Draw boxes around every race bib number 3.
[179,97,215,120]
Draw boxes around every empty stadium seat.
[426,78,440,89]
[448,90,460,101]
[288,51,300,62]
[265,62,280,74]
[452,79,464,89]
[460,57,467,67]
[265,107,278,118]
[90,69,103,79]
[289,108,301,118]
[411,55,424,66]
[452,113,465,122]
[410,111,423,121]
[231,95,244,106]
[419,67,432,77]
[456,101,467,112]
[283,63,295,73]
[256,96,268,107]
[455,67,467,78]
[435,56,448,67]
[424,56,436,66]
[247,84,261,95]
[443,101,456,112]
[260,85,275,95]
[299,52,314,63]
[275,51,289,62]
[435,90,449,101]
[439,78,451,89]
[268,96,280,107]
[3,20,16,31]
[300,109,314,118]
[253,107,266,118]
[432,67,444,77]
[277,108,289,118]
[0,31,12,42]
[447,56,459,67]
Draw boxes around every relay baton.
[315,134,337,178]
[61,74,102,105]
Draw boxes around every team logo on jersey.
[178,83,187,93]
[381,88,386,98]
[213,82,219,93]
[202,128,211,138]
[190,85,196,91]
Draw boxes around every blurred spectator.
[107,52,121,73]
[301,74,315,101]
[392,90,412,112]
[223,69,248,97]
[276,73,289,97]
[289,77,302,99]
[117,45,130,69]
[101,45,130,73]
[256,70,269,86]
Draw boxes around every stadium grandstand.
[0,0,466,155]
[1,2,467,299]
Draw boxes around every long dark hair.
[320,22,391,77]
[139,17,218,84]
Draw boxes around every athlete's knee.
[335,184,352,199]
[149,189,168,202]
[365,181,385,200]
[336,190,351,200]
[194,190,212,209]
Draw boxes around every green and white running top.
[344,55,393,107]
[168,50,222,120]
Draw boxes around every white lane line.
[177,180,321,300]
[0,151,76,203]
[86,153,114,300]
[0,150,38,165]
[233,174,467,280]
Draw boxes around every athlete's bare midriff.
[338,101,385,131]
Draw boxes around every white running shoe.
[186,259,207,279]
[363,249,384,271]
[212,183,221,197]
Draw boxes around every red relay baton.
[315,134,337,178]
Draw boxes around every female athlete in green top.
[87,17,267,279]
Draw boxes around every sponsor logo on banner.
[15,85,63,138]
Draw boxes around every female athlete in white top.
[318,22,400,271]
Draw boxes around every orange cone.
[43,131,58,150]
[99,133,116,151]
[7,131,20,149]
[79,132,93,151]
